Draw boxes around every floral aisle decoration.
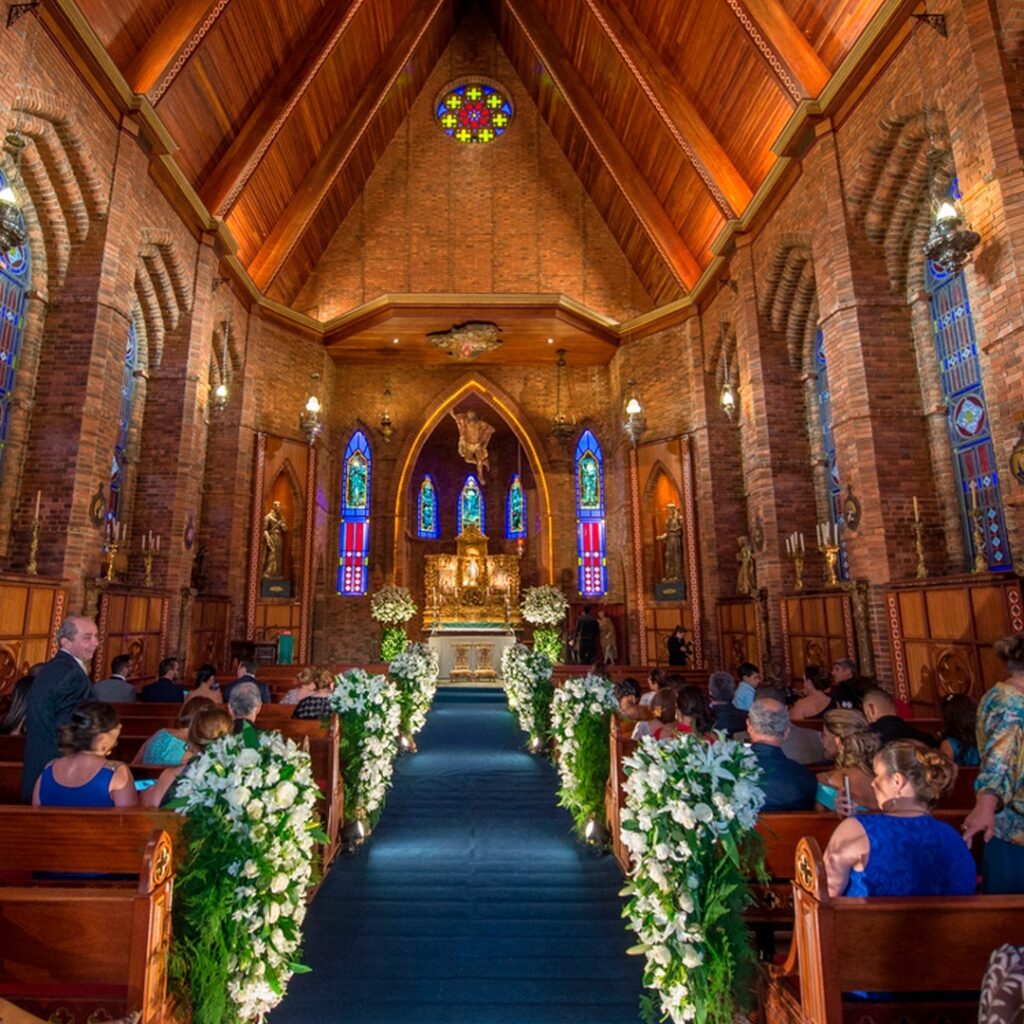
[389,642,441,748]
[501,643,554,750]
[520,584,569,662]
[370,584,418,661]
[620,735,765,1024]
[549,671,618,838]
[328,669,402,828]
[168,724,324,1024]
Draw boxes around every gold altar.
[423,524,521,628]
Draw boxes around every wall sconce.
[719,352,738,422]
[300,372,324,444]
[378,387,394,442]
[923,198,980,276]
[211,276,232,415]
[621,379,646,447]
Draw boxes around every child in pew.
[823,740,976,898]
[142,703,234,807]
[32,701,138,808]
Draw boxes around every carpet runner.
[270,687,644,1023]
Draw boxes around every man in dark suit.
[863,687,935,746]
[222,657,271,705]
[93,653,135,702]
[573,606,600,665]
[707,671,748,736]
[747,696,817,811]
[21,615,99,802]
[140,658,186,703]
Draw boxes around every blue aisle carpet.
[270,687,644,1024]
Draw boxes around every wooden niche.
[95,591,168,681]
[0,576,65,697]
[781,592,856,683]
[717,597,760,673]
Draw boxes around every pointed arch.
[416,474,439,539]
[505,473,526,539]
[339,430,371,594]
[0,167,30,484]
[457,474,485,534]
[575,428,607,597]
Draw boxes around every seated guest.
[293,667,337,721]
[137,697,215,765]
[32,701,137,807]
[143,704,233,808]
[0,672,35,735]
[823,740,976,897]
[228,681,262,733]
[140,657,186,703]
[222,657,271,705]
[732,662,761,712]
[789,664,832,720]
[280,666,317,706]
[93,653,135,702]
[863,687,935,746]
[639,668,664,708]
[747,697,817,810]
[613,678,647,723]
[669,685,714,741]
[816,708,880,814]
[938,692,980,767]
[185,663,223,705]
[708,671,747,736]
[635,687,676,740]
[829,658,861,710]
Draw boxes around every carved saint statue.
[657,503,684,581]
[450,408,495,483]
[261,500,288,579]
[736,535,756,597]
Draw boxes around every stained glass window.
[436,83,513,144]
[0,168,28,483]
[575,430,607,597]
[926,257,1011,571]
[505,474,526,539]
[338,431,372,595]
[814,329,849,580]
[107,316,139,521]
[418,475,439,539]
[458,475,485,534]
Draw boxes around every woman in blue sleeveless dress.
[32,701,137,807]
[823,739,976,898]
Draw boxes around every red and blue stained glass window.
[436,84,513,144]
[575,430,607,597]
[458,475,485,534]
[505,474,526,540]
[338,431,371,595]
[814,329,848,579]
[0,169,29,483]
[107,317,138,522]
[417,475,439,539]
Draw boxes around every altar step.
[437,679,505,692]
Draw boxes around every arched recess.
[265,459,303,585]
[642,460,683,585]
[390,375,554,585]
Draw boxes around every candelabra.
[27,515,39,576]
[819,541,840,589]
[784,532,805,592]
[105,540,119,582]
[143,550,154,587]
[913,519,927,579]
[970,506,987,574]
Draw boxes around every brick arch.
[208,319,242,388]
[133,231,194,368]
[759,237,819,369]
[389,374,554,586]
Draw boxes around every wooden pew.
[764,836,1024,1024]
[0,807,177,1023]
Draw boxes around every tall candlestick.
[913,496,919,522]
[155,534,161,552]
[34,490,41,519]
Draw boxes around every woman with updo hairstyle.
[143,703,234,808]
[815,709,880,814]
[292,665,338,720]
[963,633,1024,894]
[823,740,975,897]
[33,701,137,807]
[790,664,833,721]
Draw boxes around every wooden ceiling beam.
[501,0,701,290]
[124,0,232,102]
[722,0,830,102]
[581,0,752,220]
[202,0,367,218]
[246,0,450,292]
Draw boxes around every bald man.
[21,616,99,802]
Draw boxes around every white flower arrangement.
[390,642,441,738]
[170,726,322,1022]
[621,734,765,1024]
[370,584,417,625]
[549,672,618,834]
[520,585,569,626]
[501,643,553,745]
[328,669,402,819]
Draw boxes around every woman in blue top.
[823,740,976,898]
[938,693,980,767]
[32,701,137,808]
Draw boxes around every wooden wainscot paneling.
[253,601,301,654]
[781,591,856,683]
[0,574,66,697]
[188,596,232,674]
[94,590,169,682]
[717,597,760,673]
[886,575,1024,713]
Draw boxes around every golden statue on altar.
[424,523,521,628]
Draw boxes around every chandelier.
[551,349,574,443]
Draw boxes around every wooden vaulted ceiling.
[69,0,899,323]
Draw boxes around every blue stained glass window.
[338,431,372,595]
[505,474,526,539]
[107,317,138,521]
[575,429,607,597]
[926,257,1011,571]
[814,329,848,580]
[418,475,439,539]
[458,475,485,534]
[0,169,29,482]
